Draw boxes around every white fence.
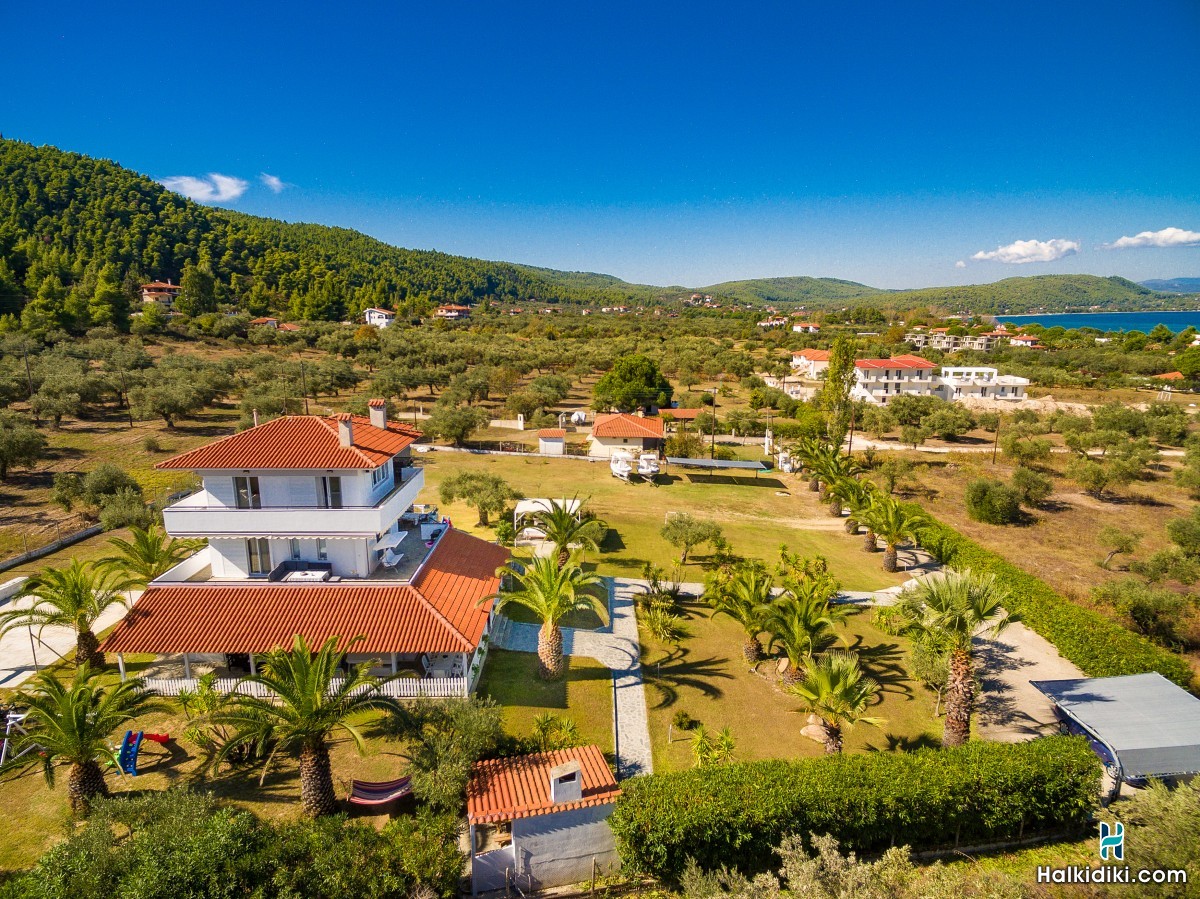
[145,675,468,699]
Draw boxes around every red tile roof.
[536,428,566,438]
[855,354,934,371]
[249,317,278,325]
[101,528,506,655]
[278,323,302,332]
[467,745,620,825]
[155,415,422,471]
[1155,371,1185,381]
[141,281,180,290]
[793,349,831,361]
[365,307,395,316]
[591,413,664,439]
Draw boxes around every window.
[234,476,261,509]
[320,476,343,509]
[290,539,301,560]
[371,466,388,487]
[246,538,271,575]
[317,539,328,561]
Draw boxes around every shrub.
[98,487,154,531]
[140,434,163,453]
[672,710,697,731]
[964,478,1022,524]
[1011,465,1053,507]
[609,737,1099,880]
[917,512,1193,686]
[1093,580,1194,649]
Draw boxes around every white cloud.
[1107,227,1200,250]
[159,173,249,203]
[955,260,966,269]
[260,172,289,193]
[971,238,1080,264]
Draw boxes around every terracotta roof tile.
[591,413,664,439]
[101,528,505,655]
[467,745,620,825]
[855,354,934,371]
[536,428,566,438]
[155,415,422,471]
[793,349,831,361]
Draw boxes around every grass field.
[420,452,907,592]
[638,601,940,772]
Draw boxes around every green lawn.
[421,452,906,592]
[639,601,941,772]
[477,649,614,755]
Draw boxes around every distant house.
[249,317,279,330]
[537,428,566,456]
[1154,371,1185,382]
[364,308,396,329]
[467,745,621,894]
[936,366,1030,401]
[1010,334,1045,349]
[791,322,820,334]
[760,373,812,400]
[905,330,1003,352]
[277,322,302,332]
[791,348,831,379]
[852,355,937,405]
[757,316,788,328]
[141,280,181,307]
[435,304,471,320]
[587,413,664,458]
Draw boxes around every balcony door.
[246,538,271,575]
[319,476,343,509]
[234,476,261,509]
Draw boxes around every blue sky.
[2,1,1199,288]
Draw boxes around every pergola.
[1032,673,1200,795]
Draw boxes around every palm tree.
[0,560,129,668]
[829,477,878,531]
[898,569,1015,747]
[491,553,606,679]
[788,651,884,754]
[707,564,773,663]
[861,496,929,572]
[13,667,164,815]
[101,525,205,591]
[210,634,399,817]
[757,582,851,683]
[531,497,608,568]
[796,440,865,503]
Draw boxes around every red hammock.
[348,775,413,806]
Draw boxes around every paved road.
[0,590,136,688]
[493,577,653,778]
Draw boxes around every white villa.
[851,355,937,405]
[364,307,396,328]
[140,280,181,307]
[936,366,1030,401]
[587,413,664,458]
[791,349,830,379]
[101,400,509,696]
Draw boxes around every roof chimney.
[334,413,354,448]
[368,398,387,430]
[548,760,583,805]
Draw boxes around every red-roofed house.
[467,745,621,892]
[587,413,664,458]
[435,304,472,320]
[111,402,510,695]
[141,280,182,307]
[364,307,396,328]
[249,316,279,329]
[537,428,566,455]
[1154,371,1184,381]
[1010,334,1045,349]
[791,322,821,333]
[852,355,937,405]
[791,348,832,379]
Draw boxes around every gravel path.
[493,577,653,778]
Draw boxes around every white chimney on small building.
[548,760,582,805]
[368,398,387,430]
[334,413,354,448]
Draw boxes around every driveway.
[974,621,1084,741]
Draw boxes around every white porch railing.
[145,675,468,698]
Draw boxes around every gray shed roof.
[1032,673,1200,780]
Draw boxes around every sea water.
[999,310,1200,334]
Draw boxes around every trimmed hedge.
[915,512,1194,687]
[610,737,1099,880]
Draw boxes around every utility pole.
[710,395,717,460]
[991,417,1001,465]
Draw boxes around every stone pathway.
[493,577,653,778]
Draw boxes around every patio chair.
[347,775,413,806]
[381,547,405,568]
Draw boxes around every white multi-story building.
[851,355,937,405]
[102,400,509,696]
[936,367,1029,401]
[905,329,1008,352]
[363,307,396,328]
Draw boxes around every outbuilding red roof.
[855,354,934,371]
[591,413,664,439]
[100,528,507,656]
[467,745,620,825]
[793,349,831,361]
[1155,371,1185,381]
[536,428,566,438]
[663,408,704,420]
[155,415,422,471]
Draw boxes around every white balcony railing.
[145,672,468,699]
[162,469,425,538]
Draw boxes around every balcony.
[162,468,426,538]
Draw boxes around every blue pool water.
[999,310,1200,333]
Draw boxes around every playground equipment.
[0,709,35,768]
[116,730,171,775]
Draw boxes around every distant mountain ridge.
[696,276,885,305]
[1140,278,1200,295]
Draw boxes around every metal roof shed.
[1031,673,1200,783]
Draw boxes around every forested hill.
[883,275,1181,315]
[0,139,660,329]
[699,276,885,305]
